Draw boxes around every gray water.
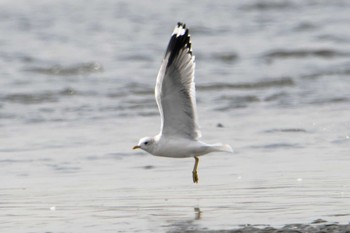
[1,0,350,232]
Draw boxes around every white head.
[133,136,156,154]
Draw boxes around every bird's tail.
[211,143,234,153]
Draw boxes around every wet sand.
[1,0,350,232]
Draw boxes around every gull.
[133,22,233,183]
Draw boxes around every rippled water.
[1,0,350,232]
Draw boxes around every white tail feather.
[211,143,233,153]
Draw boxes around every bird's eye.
[144,141,148,145]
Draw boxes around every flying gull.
[133,22,233,183]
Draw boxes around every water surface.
[1,0,350,232]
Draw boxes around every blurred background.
[0,0,349,232]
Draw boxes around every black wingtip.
[177,22,186,28]
[164,22,193,67]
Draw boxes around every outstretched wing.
[155,22,201,140]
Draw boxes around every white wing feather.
[155,23,201,140]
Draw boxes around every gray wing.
[155,22,201,140]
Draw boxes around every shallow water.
[1,0,350,232]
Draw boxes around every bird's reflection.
[165,207,203,233]
[194,207,202,220]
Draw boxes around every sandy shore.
[175,220,350,233]
[230,223,350,233]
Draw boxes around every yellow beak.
[133,145,141,150]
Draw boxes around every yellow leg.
[192,156,199,183]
